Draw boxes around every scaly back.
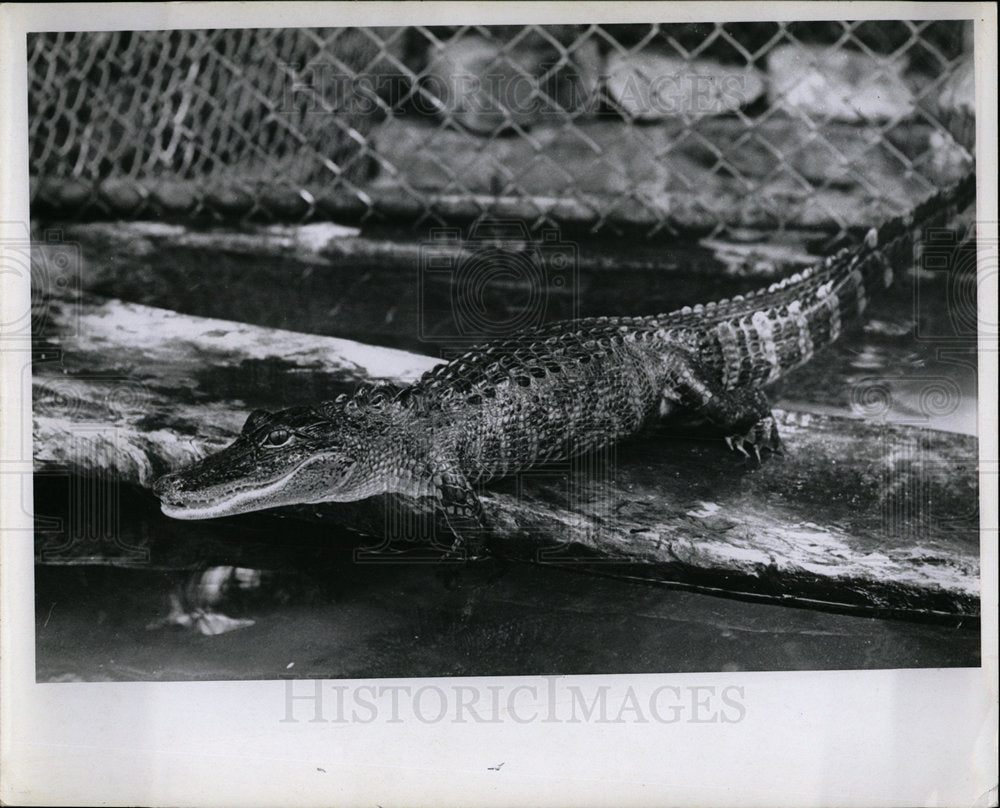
[401,171,975,403]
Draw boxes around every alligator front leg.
[662,356,783,460]
[433,466,489,560]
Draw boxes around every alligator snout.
[152,468,222,517]
[152,470,183,501]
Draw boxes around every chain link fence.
[28,22,975,237]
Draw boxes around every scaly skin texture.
[154,172,976,543]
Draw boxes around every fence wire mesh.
[28,22,975,237]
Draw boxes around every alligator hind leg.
[661,358,783,460]
[719,398,783,460]
[693,388,783,460]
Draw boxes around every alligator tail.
[703,170,977,389]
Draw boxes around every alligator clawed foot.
[445,529,490,563]
[725,416,783,464]
[434,529,494,592]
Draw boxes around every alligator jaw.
[155,458,320,520]
[159,497,254,520]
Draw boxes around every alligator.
[153,172,976,552]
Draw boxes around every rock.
[935,55,975,117]
[98,179,146,214]
[422,33,597,133]
[606,51,765,120]
[767,43,914,122]
[926,53,975,178]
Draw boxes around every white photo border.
[2,3,997,806]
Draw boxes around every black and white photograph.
[1,3,996,806]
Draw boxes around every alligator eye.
[262,428,292,448]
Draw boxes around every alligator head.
[153,402,377,520]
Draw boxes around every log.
[32,289,980,621]
[31,117,971,233]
